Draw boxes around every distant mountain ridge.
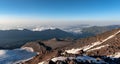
[0,28,74,49]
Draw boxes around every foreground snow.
[38,55,105,64]
[0,48,37,64]
[76,55,105,63]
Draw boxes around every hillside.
[22,28,120,64]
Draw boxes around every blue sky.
[0,0,120,28]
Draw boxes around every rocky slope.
[23,28,120,64]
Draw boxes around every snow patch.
[65,48,82,54]
[82,41,102,51]
[21,47,34,52]
[109,52,120,58]
[51,56,67,62]
[51,57,75,62]
[38,61,46,64]
[88,44,109,52]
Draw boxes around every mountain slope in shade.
[23,28,120,64]
[0,28,74,49]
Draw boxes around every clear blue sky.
[0,0,120,28]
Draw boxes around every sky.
[0,0,120,29]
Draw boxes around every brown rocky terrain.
[22,28,120,64]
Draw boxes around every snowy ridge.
[65,30,120,54]
[82,41,103,51]
[87,44,109,52]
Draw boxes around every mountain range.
[0,26,120,64]
[0,25,120,49]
